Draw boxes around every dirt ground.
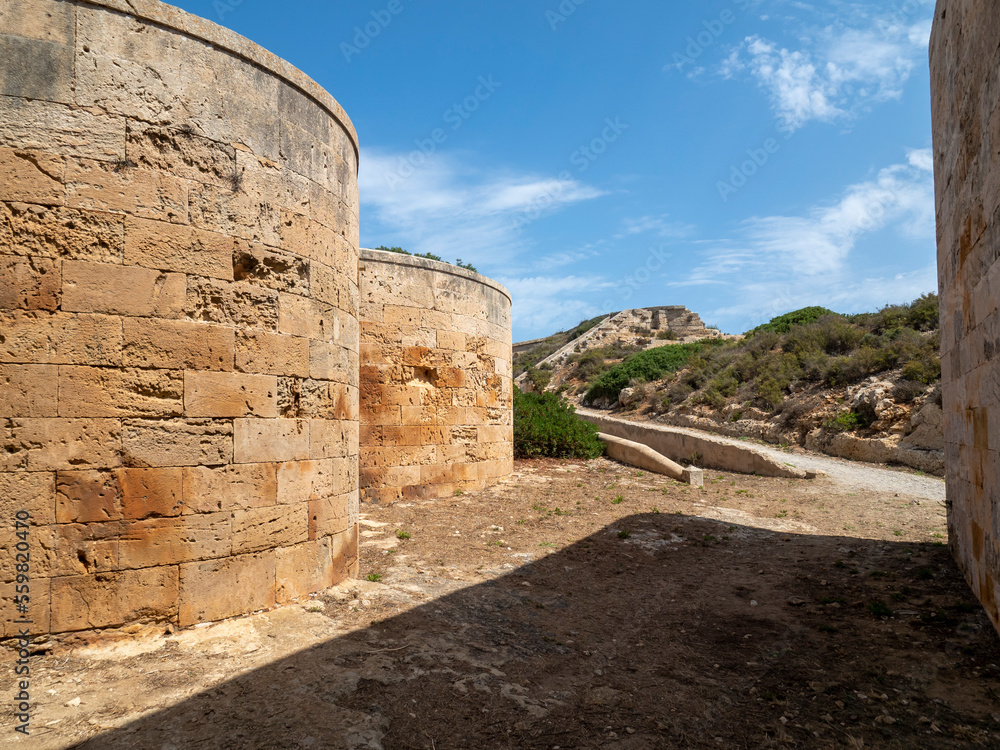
[4,456,1000,749]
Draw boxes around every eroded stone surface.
[358,249,513,504]
[931,1,1000,636]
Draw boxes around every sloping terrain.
[522,298,945,474]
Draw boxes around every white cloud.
[496,275,613,338]
[358,148,605,265]
[685,151,937,327]
[721,4,934,131]
[614,215,695,240]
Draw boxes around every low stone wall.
[931,0,1000,634]
[358,250,513,503]
[0,0,360,635]
[577,410,812,479]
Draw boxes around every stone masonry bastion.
[358,249,513,504]
[0,0,512,637]
[931,0,1000,635]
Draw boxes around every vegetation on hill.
[513,389,605,459]
[748,306,835,336]
[615,295,940,416]
[513,314,608,376]
[373,246,478,273]
[568,295,939,418]
[583,341,721,405]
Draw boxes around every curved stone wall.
[358,249,513,503]
[931,0,1000,635]
[0,0,359,635]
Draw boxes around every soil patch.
[5,458,998,749]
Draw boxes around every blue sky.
[174,0,937,342]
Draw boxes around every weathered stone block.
[233,418,309,463]
[0,469,55,524]
[123,318,235,371]
[184,371,278,418]
[280,209,340,267]
[0,95,124,160]
[55,470,122,523]
[310,418,353,459]
[232,503,308,554]
[187,152,284,247]
[179,551,275,627]
[0,253,60,310]
[276,459,330,503]
[62,260,185,318]
[59,366,184,418]
[182,463,277,513]
[308,493,350,539]
[126,122,236,186]
[119,512,231,568]
[51,567,179,632]
[65,157,188,224]
[0,32,73,104]
[187,276,279,331]
[0,576,50,636]
[235,330,309,378]
[49,521,122,577]
[0,147,63,204]
[122,418,233,468]
[125,216,234,280]
[233,242,309,294]
[0,364,58,417]
[119,467,183,520]
[274,537,336,604]
[1,201,125,262]
[1,418,121,471]
[310,340,351,383]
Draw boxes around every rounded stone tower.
[0,0,360,634]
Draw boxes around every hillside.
[514,306,729,392]
[517,296,944,474]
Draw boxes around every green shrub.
[455,259,478,272]
[902,354,941,384]
[524,367,552,391]
[584,342,714,404]
[749,306,836,336]
[514,389,605,459]
[755,376,786,412]
[375,245,409,255]
[824,411,861,433]
[656,330,679,341]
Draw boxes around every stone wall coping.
[81,0,359,166]
[360,248,511,303]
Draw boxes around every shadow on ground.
[76,513,1000,749]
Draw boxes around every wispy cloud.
[614,215,696,240]
[358,149,605,265]
[720,4,934,131]
[495,275,613,338]
[685,149,936,327]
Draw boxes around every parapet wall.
[358,250,513,503]
[0,0,360,635]
[931,0,1000,634]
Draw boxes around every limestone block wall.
[930,0,1000,634]
[0,0,360,635]
[358,249,513,503]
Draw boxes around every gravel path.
[600,418,948,503]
